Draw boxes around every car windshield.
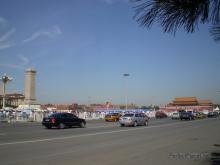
[123,114,134,117]
[49,113,61,117]
[179,110,186,113]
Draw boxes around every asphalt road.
[0,118,220,165]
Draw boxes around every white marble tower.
[25,69,37,105]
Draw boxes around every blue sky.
[0,0,219,105]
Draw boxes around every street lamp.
[88,96,91,106]
[123,73,130,111]
[218,91,220,106]
[0,74,13,109]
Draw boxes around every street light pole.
[0,74,13,109]
[123,73,130,111]
[218,91,220,107]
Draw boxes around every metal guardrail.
[0,111,156,122]
[0,112,105,122]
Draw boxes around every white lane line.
[149,120,171,124]
[88,125,117,129]
[87,119,175,129]
[0,121,202,146]
[0,118,216,146]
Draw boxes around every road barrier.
[0,110,156,123]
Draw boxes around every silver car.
[119,113,149,127]
[171,112,180,119]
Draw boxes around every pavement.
[0,118,220,165]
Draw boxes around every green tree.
[133,0,220,41]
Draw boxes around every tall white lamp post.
[123,73,130,111]
[0,74,13,109]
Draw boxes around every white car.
[202,110,209,115]
[171,112,180,119]
[119,113,149,127]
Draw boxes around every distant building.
[172,97,198,106]
[0,93,25,107]
[41,102,116,111]
[160,96,213,112]
[198,99,213,106]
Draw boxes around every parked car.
[105,113,121,122]
[194,112,207,119]
[119,113,149,127]
[180,111,194,120]
[155,111,167,118]
[215,110,220,114]
[171,112,180,120]
[207,112,219,118]
[202,110,209,115]
[42,112,86,129]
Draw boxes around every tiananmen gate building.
[160,96,213,112]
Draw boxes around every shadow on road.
[208,144,220,165]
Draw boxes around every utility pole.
[123,73,130,111]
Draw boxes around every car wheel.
[120,124,125,127]
[133,121,137,127]
[59,123,65,129]
[144,120,148,126]
[80,122,86,128]
[46,126,52,129]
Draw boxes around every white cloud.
[0,63,22,69]
[102,0,129,4]
[0,28,16,42]
[0,55,29,70]
[19,55,29,65]
[0,27,16,50]
[52,26,62,35]
[0,42,15,50]
[23,26,62,43]
[0,17,7,26]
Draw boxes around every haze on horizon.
[0,0,219,105]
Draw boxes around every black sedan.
[42,112,86,129]
[207,112,219,118]
[180,111,194,120]
[155,111,167,119]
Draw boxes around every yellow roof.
[174,97,197,102]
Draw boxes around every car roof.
[49,112,72,116]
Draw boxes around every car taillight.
[51,118,56,123]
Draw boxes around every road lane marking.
[87,119,177,129]
[0,119,212,147]
[0,133,6,136]
[88,125,117,129]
